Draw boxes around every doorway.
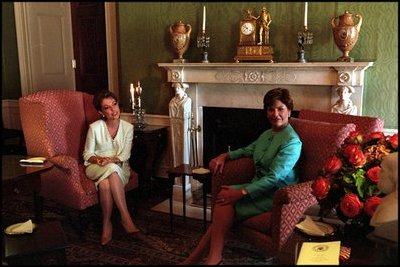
[14,2,119,96]
[71,2,108,95]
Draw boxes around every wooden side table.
[275,226,393,265]
[130,125,168,197]
[167,164,211,231]
[2,155,54,223]
[3,220,68,265]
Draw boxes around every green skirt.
[231,183,273,222]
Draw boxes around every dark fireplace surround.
[202,107,299,167]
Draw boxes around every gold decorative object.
[331,11,362,62]
[169,21,192,63]
[234,7,274,63]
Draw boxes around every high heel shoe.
[101,235,112,246]
[101,222,112,246]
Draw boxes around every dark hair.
[93,90,119,111]
[263,88,294,111]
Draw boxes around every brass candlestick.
[297,26,313,63]
[197,30,210,63]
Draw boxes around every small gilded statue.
[249,7,272,45]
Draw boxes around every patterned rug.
[2,190,271,265]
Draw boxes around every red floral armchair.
[19,90,138,223]
[210,110,384,259]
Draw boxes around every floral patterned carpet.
[2,188,271,265]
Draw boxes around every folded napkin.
[9,219,34,234]
[295,215,326,236]
[192,167,210,174]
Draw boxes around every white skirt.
[85,162,130,190]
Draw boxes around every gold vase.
[331,11,362,62]
[169,21,192,63]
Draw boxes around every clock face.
[241,22,254,35]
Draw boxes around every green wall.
[118,2,398,129]
[2,2,398,129]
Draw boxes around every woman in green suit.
[181,88,302,265]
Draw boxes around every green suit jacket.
[228,123,302,221]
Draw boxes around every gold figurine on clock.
[234,7,274,63]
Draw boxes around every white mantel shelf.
[158,62,373,86]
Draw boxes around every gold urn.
[169,21,192,63]
[331,11,363,62]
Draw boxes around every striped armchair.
[19,90,138,226]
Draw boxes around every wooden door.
[14,2,75,95]
[71,2,108,95]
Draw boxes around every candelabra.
[297,26,313,63]
[134,107,146,129]
[197,30,210,63]
[131,82,146,129]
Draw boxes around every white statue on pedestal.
[169,82,192,201]
[331,85,357,115]
[169,82,192,166]
[370,152,398,242]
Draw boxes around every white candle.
[202,5,206,32]
[130,83,135,108]
[136,81,142,108]
[304,2,308,28]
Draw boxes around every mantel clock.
[239,19,257,46]
[234,8,274,63]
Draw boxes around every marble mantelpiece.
[159,62,374,167]
[158,62,372,87]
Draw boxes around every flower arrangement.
[311,130,398,227]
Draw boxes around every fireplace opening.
[202,107,299,167]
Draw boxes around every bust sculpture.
[331,85,358,115]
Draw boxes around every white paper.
[295,215,326,236]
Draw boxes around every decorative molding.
[158,62,373,86]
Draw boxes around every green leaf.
[354,169,366,198]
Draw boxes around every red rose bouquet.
[311,131,398,226]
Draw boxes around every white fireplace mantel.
[158,61,374,167]
[158,62,373,87]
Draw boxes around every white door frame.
[14,2,119,96]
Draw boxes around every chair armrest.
[50,155,76,170]
[271,180,318,252]
[273,180,316,206]
[50,155,97,195]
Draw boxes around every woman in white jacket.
[83,90,139,245]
